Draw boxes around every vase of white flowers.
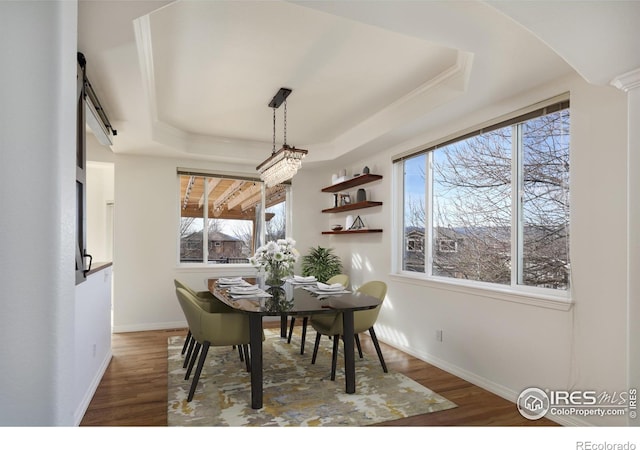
[250,238,299,288]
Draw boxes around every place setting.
[216,277,251,287]
[286,275,318,286]
[227,284,272,299]
[303,281,351,296]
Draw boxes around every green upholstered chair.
[176,287,259,402]
[309,280,388,381]
[286,274,350,354]
[174,279,237,366]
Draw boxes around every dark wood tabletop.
[208,277,382,409]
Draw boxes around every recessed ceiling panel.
[147,0,458,146]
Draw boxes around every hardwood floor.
[80,322,558,427]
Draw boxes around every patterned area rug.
[167,328,456,426]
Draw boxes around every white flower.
[250,238,298,277]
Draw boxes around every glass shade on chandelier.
[257,145,308,188]
[257,87,308,187]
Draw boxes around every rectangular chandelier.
[257,145,308,187]
[257,87,308,187]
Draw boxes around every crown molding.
[611,67,640,92]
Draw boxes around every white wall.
[109,76,631,425]
[295,74,630,426]
[0,1,78,425]
[74,266,112,424]
[623,76,640,425]
[112,155,264,332]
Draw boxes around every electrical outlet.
[435,329,443,342]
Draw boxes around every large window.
[178,172,289,264]
[397,97,570,293]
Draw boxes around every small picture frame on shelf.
[348,215,366,230]
[340,193,351,206]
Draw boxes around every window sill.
[389,272,573,311]
[175,263,257,275]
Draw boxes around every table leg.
[280,315,287,338]
[249,314,263,409]
[342,310,355,394]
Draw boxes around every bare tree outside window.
[401,105,570,290]
[266,201,286,242]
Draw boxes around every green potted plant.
[301,246,342,282]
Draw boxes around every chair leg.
[238,345,244,362]
[181,330,192,355]
[188,341,210,402]
[287,317,296,343]
[242,344,251,372]
[369,327,388,373]
[300,316,308,355]
[311,332,321,364]
[183,336,196,368]
[185,342,201,380]
[355,333,363,358]
[330,334,340,381]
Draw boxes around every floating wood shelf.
[322,229,383,235]
[321,174,383,193]
[322,200,383,213]
[321,173,383,235]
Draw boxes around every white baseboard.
[373,335,583,426]
[113,320,187,333]
[113,316,282,334]
[74,350,112,426]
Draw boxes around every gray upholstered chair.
[175,287,260,402]
[286,274,349,354]
[309,280,388,381]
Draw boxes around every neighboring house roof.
[182,231,241,242]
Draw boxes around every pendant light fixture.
[257,87,308,187]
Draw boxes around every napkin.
[316,282,344,291]
[218,277,245,285]
[294,275,316,281]
[293,275,316,282]
[229,285,260,294]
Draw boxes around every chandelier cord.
[272,106,276,155]
[283,100,287,147]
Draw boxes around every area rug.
[167,328,456,426]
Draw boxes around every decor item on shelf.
[339,169,347,177]
[257,88,308,187]
[250,238,299,287]
[362,166,370,174]
[332,173,338,184]
[349,215,366,230]
[331,224,343,231]
[333,193,338,207]
[346,215,354,229]
[301,246,342,282]
[340,193,351,206]
[353,173,360,177]
[356,188,366,202]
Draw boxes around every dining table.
[207,278,383,409]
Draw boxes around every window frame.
[175,169,292,268]
[392,95,572,310]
